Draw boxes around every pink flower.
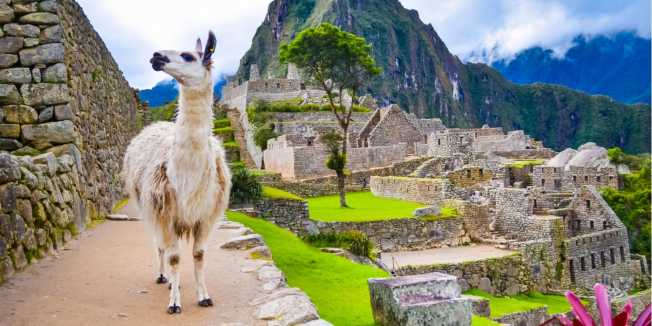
[542,283,651,326]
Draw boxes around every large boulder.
[368,272,472,326]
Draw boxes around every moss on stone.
[111,198,129,213]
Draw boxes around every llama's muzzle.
[150,52,170,71]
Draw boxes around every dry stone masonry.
[0,0,138,283]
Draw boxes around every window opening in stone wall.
[580,257,586,271]
[541,179,545,187]
[437,139,441,146]
[466,170,471,178]
[591,253,597,269]
[569,260,576,282]
[586,200,591,209]
[620,246,626,262]
[479,169,483,176]
[533,199,537,208]
[590,221,594,229]
[610,248,615,264]
[600,251,606,268]
[596,176,601,182]
[573,176,577,182]
[603,221,607,229]
[276,83,280,88]
[554,179,561,189]
[300,83,306,90]
[584,176,589,182]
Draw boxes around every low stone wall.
[315,217,470,252]
[393,253,535,296]
[265,157,429,197]
[0,152,88,284]
[254,197,309,235]
[494,307,548,326]
[370,176,451,205]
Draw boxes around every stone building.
[0,0,139,283]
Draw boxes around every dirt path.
[380,245,517,270]
[0,202,265,326]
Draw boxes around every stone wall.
[370,176,451,205]
[446,166,492,188]
[254,197,310,235]
[0,0,138,284]
[394,253,535,296]
[315,217,470,252]
[59,0,139,211]
[264,137,410,180]
[0,152,86,283]
[264,157,429,197]
[532,165,618,191]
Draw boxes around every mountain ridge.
[235,0,650,153]
[489,31,650,104]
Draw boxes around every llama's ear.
[195,38,203,55]
[202,31,216,66]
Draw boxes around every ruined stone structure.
[0,0,139,283]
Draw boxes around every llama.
[122,31,231,314]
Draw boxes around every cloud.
[76,0,650,88]
[401,0,651,62]
[76,0,269,89]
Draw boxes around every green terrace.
[307,191,424,222]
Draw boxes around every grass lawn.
[262,186,304,201]
[473,315,502,325]
[308,191,424,222]
[227,211,388,325]
[465,289,574,318]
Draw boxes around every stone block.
[0,5,13,24]
[13,2,37,14]
[38,106,53,122]
[0,53,17,68]
[43,62,66,82]
[23,37,38,47]
[39,25,61,43]
[19,43,64,66]
[0,152,20,183]
[12,245,27,270]
[368,272,472,326]
[31,67,40,82]
[0,183,16,213]
[0,123,19,138]
[414,205,440,218]
[256,294,319,326]
[464,295,491,317]
[0,68,31,84]
[54,104,73,120]
[0,138,21,150]
[478,277,493,294]
[19,12,59,25]
[3,23,39,38]
[21,120,76,145]
[221,234,264,250]
[0,36,23,53]
[11,145,38,156]
[38,1,58,13]
[32,152,57,176]
[0,83,21,104]
[4,105,37,123]
[20,83,68,106]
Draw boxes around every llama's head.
[150,31,216,87]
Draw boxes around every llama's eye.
[180,53,195,62]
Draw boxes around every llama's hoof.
[156,274,167,284]
[198,298,213,307]
[167,305,182,314]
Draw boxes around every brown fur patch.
[151,162,178,245]
[193,249,204,261]
[169,254,179,266]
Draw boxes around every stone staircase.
[479,230,516,250]
[226,108,257,168]
[213,117,240,163]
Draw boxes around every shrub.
[303,230,374,258]
[230,167,262,204]
[254,124,278,150]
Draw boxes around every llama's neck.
[169,77,216,220]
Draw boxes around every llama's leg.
[166,238,182,314]
[156,247,167,284]
[193,223,212,307]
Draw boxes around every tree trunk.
[338,125,349,208]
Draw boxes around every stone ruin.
[0,0,139,283]
[368,272,472,325]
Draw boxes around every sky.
[76,0,651,90]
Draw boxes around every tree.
[280,23,381,207]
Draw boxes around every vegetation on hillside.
[227,211,387,325]
[280,22,381,207]
[230,166,262,204]
[149,99,178,122]
[303,230,375,258]
[602,148,651,260]
[465,289,577,318]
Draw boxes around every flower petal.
[566,290,595,326]
[613,301,632,326]
[594,283,613,326]
[633,304,651,326]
